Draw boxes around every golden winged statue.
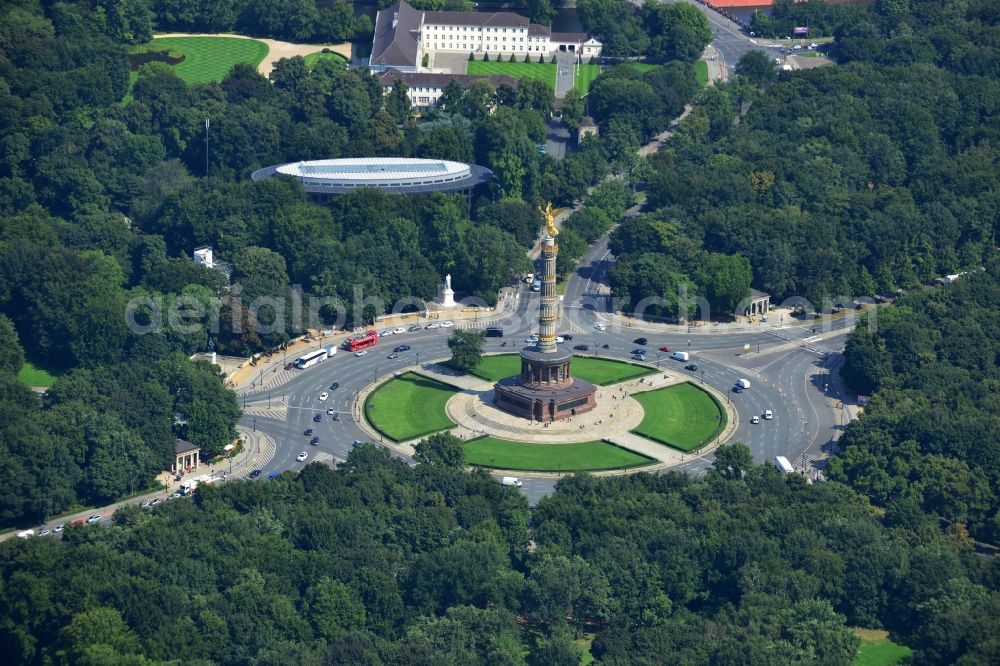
[541,202,558,237]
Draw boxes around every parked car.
[332,414,340,421]
[171,491,182,499]
[327,407,336,415]
[379,329,394,337]
[633,337,648,345]
[354,350,368,357]
[393,327,406,334]
[150,498,162,506]
[313,413,322,422]
[409,324,423,332]
[296,451,308,462]
[85,514,102,524]
[441,321,454,328]
[425,323,440,330]
[38,529,51,537]
[53,523,65,533]
[319,392,329,401]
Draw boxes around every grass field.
[468,60,556,87]
[303,50,349,70]
[853,629,912,666]
[465,437,653,472]
[18,362,57,388]
[140,37,269,84]
[574,64,602,94]
[364,372,459,442]
[468,354,653,386]
[631,382,725,452]
[695,60,709,87]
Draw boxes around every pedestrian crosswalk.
[311,452,341,468]
[242,406,287,421]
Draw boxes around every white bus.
[294,349,328,369]
[774,456,795,474]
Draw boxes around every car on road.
[313,413,322,422]
[631,348,647,356]
[85,514,102,524]
[310,436,319,445]
[387,352,399,359]
[573,344,589,351]
[685,364,698,371]
[441,321,454,328]
[54,523,65,533]
[329,382,339,390]
[751,415,760,424]
[764,410,773,420]
[593,322,606,331]
[284,362,294,370]
[319,392,329,401]
[658,345,672,352]
[354,350,368,357]
[393,327,406,334]
[352,440,365,447]
[425,323,440,330]
[332,414,340,421]
[633,337,648,345]
[555,336,565,343]
[141,499,151,508]
[296,451,308,462]
[409,324,423,331]
[304,428,314,436]
[171,491,182,499]
[249,469,262,479]
[327,407,336,415]
[733,385,744,393]
[38,529,51,537]
[379,328,394,337]
[561,333,573,340]
[150,498,162,506]
[526,335,539,343]
[393,345,411,353]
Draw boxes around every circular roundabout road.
[236,289,854,503]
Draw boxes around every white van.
[736,378,751,389]
[501,477,523,488]
[764,410,773,420]
[16,529,35,539]
[670,351,689,362]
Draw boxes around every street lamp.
[701,369,705,384]
[252,417,256,432]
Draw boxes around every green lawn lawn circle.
[465,437,653,472]
[364,372,459,442]
[470,354,653,386]
[631,383,725,452]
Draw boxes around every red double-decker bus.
[344,329,379,352]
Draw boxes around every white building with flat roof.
[369,0,602,73]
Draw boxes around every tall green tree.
[447,329,485,374]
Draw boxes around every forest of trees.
[608,0,1000,318]
[835,263,1000,543]
[749,0,868,39]
[0,448,997,664]
[578,0,712,61]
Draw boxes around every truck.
[501,476,523,488]
[736,378,751,390]
[179,475,212,495]
[774,456,795,474]
[670,351,689,362]
[324,344,337,357]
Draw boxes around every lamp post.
[252,417,256,432]
[267,391,271,409]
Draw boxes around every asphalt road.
[674,0,784,74]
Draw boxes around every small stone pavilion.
[745,288,771,317]
[172,438,200,475]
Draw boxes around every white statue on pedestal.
[440,273,456,308]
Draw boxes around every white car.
[296,451,308,462]
[441,321,454,328]
[393,327,406,334]
[319,392,329,401]
[53,523,65,533]
[593,323,606,331]
[525,335,539,343]
[555,336,564,343]
[354,350,368,357]
[85,514,102,524]
[379,329,394,337]
[327,407,336,415]
[38,529,51,537]
[764,410,773,420]
[425,323,440,330]
[750,415,760,424]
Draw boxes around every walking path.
[153,33,352,77]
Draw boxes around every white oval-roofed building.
[251,157,492,205]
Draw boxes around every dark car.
[329,382,339,391]
[561,333,573,340]
[573,344,589,351]
[304,428,313,436]
[733,385,744,393]
[633,337,648,345]
[393,345,411,353]
[249,469,262,479]
[313,413,322,422]
[685,364,698,371]
[332,414,340,421]
[631,348,647,356]
[284,362,294,370]
[310,436,319,445]
[484,328,504,338]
